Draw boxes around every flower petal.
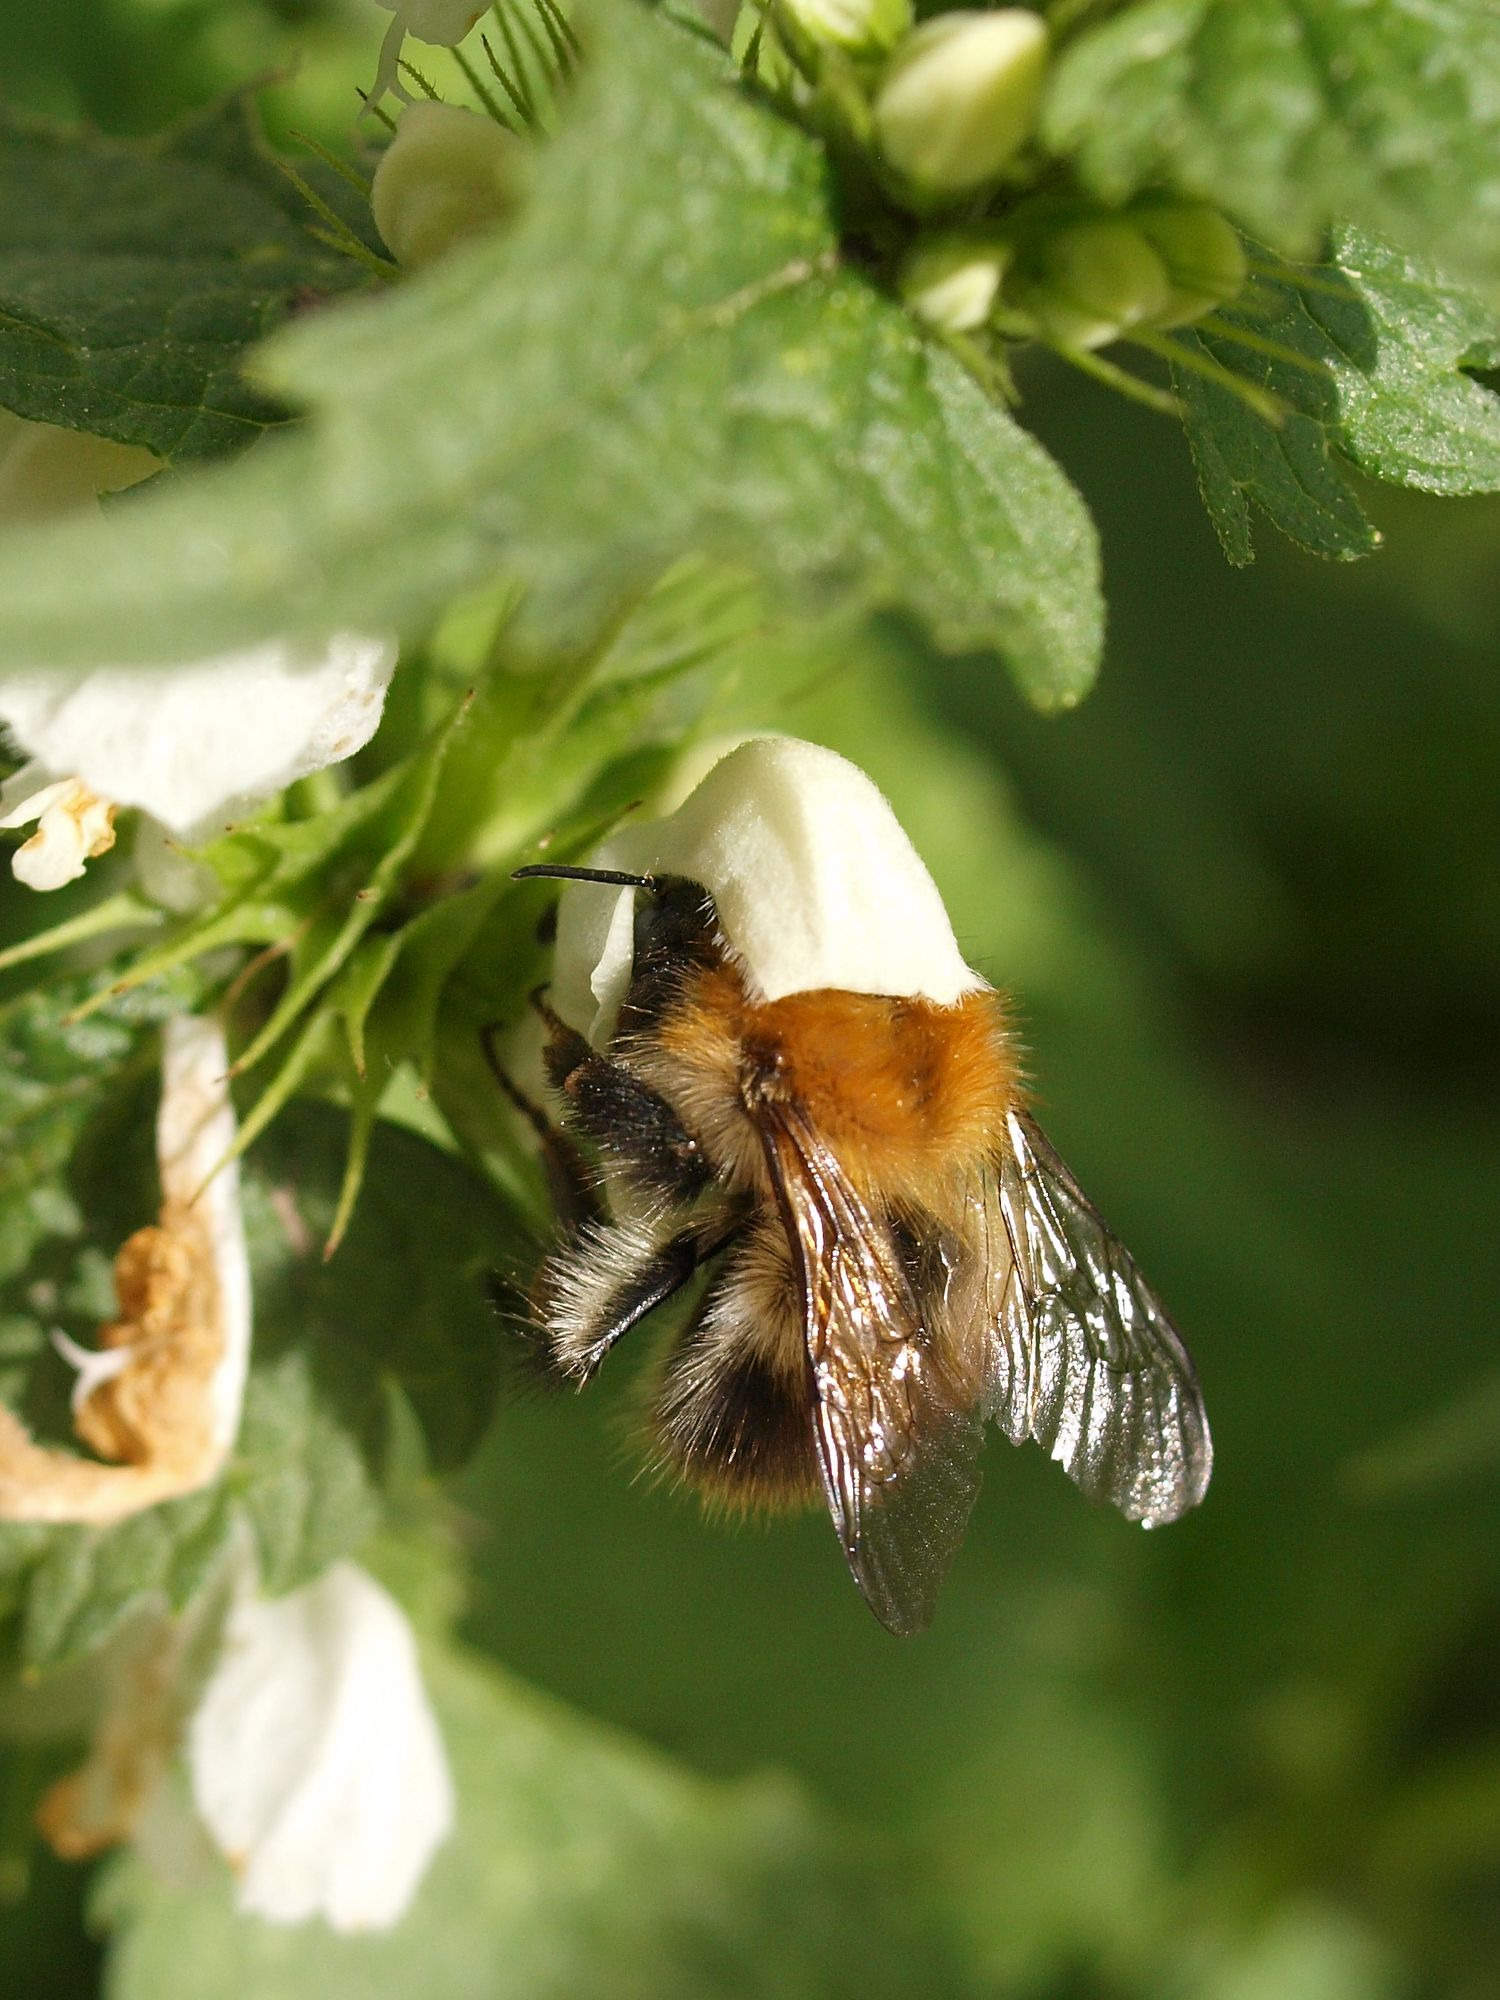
[0,630,397,841]
[188,1562,454,1931]
[552,736,984,1044]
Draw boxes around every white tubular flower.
[369,0,489,112]
[0,418,398,893]
[552,735,984,1046]
[371,101,523,268]
[873,9,1049,210]
[0,1014,252,1524]
[188,1562,454,1931]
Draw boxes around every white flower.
[0,768,116,890]
[0,417,398,892]
[371,101,523,268]
[551,735,984,1046]
[0,1013,252,1524]
[368,0,489,112]
[188,1561,454,1931]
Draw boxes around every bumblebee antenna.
[512,864,658,891]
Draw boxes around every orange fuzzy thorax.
[645,966,1021,1209]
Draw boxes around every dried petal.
[0,1016,251,1524]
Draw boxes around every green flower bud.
[1006,214,1171,351]
[779,0,913,62]
[370,102,523,269]
[900,229,1011,332]
[1129,199,1248,328]
[872,9,1049,211]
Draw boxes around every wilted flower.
[0,1013,251,1523]
[188,1561,455,1930]
[551,734,983,1047]
[371,100,523,268]
[0,419,398,894]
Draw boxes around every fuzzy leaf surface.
[1045,0,1500,288]
[1174,231,1500,559]
[0,0,1100,710]
[0,96,369,461]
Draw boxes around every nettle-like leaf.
[1173,230,1500,561]
[0,94,374,462]
[0,965,518,1673]
[0,0,1100,712]
[1045,0,1500,292]
[0,967,201,1290]
[97,1641,965,2000]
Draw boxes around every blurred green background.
[1,4,1497,1996]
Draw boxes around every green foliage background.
[0,2,1496,1997]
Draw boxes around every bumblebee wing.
[763,1107,984,1637]
[988,1107,1211,1526]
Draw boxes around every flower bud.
[779,0,913,62]
[1006,213,1172,351]
[371,101,523,269]
[1129,199,1248,328]
[900,228,1011,332]
[872,9,1049,210]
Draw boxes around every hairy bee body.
[519,869,1211,1635]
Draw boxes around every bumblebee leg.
[540,1217,743,1381]
[530,992,711,1206]
[480,1023,602,1231]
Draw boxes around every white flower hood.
[552,736,984,1046]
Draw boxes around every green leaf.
[1171,230,1500,559]
[96,1640,966,2000]
[242,1104,519,1488]
[0,966,200,1286]
[1172,329,1379,564]
[0,94,371,462]
[1045,0,1500,289]
[1324,229,1500,492]
[0,0,1100,711]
